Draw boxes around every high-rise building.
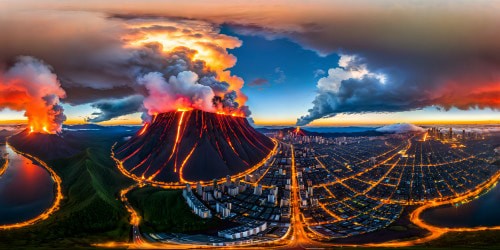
[254,184,263,196]
[228,185,239,196]
[268,194,276,205]
[197,182,203,196]
[216,202,231,218]
[308,186,314,197]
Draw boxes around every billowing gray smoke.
[297,54,500,126]
[0,56,66,133]
[0,11,248,122]
[86,95,144,123]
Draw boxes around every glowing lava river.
[104,125,500,249]
[0,142,62,229]
[108,146,500,249]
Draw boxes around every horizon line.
[1,120,499,127]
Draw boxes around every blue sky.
[0,17,498,126]
[222,26,340,124]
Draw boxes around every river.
[421,180,500,227]
[0,143,55,225]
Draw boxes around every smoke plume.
[138,71,215,114]
[0,12,251,122]
[86,95,144,123]
[124,18,249,117]
[0,56,66,133]
[2,2,499,124]
[297,54,500,125]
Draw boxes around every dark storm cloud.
[2,1,500,124]
[86,95,144,123]
[0,10,247,121]
[297,75,430,126]
[222,4,500,124]
[64,86,137,105]
[296,53,500,125]
[0,11,162,115]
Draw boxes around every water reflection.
[422,181,500,227]
[0,143,54,225]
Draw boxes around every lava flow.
[114,109,274,183]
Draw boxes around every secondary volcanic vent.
[8,129,79,160]
[114,110,275,183]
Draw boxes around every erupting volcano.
[114,109,275,183]
[8,129,79,160]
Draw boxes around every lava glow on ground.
[1,1,500,249]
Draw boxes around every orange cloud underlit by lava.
[124,19,248,116]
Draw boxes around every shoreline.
[0,142,64,230]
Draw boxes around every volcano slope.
[8,129,80,160]
[114,110,275,183]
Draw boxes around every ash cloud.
[297,54,500,125]
[86,95,144,123]
[0,11,249,122]
[2,2,500,124]
[138,71,216,114]
[0,56,66,133]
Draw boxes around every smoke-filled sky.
[0,0,499,127]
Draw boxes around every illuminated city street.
[1,1,500,249]
[104,128,500,249]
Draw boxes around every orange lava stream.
[109,133,500,249]
[174,111,190,173]
[178,142,198,183]
[149,110,188,180]
[0,156,8,177]
[111,138,278,189]
[215,114,240,157]
[170,110,186,170]
[120,184,141,227]
[138,123,149,136]
[0,143,63,230]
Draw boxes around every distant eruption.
[297,54,500,126]
[0,56,66,133]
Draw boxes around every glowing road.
[104,135,500,249]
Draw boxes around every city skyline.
[1,1,500,249]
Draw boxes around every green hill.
[127,187,222,233]
[0,134,133,249]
